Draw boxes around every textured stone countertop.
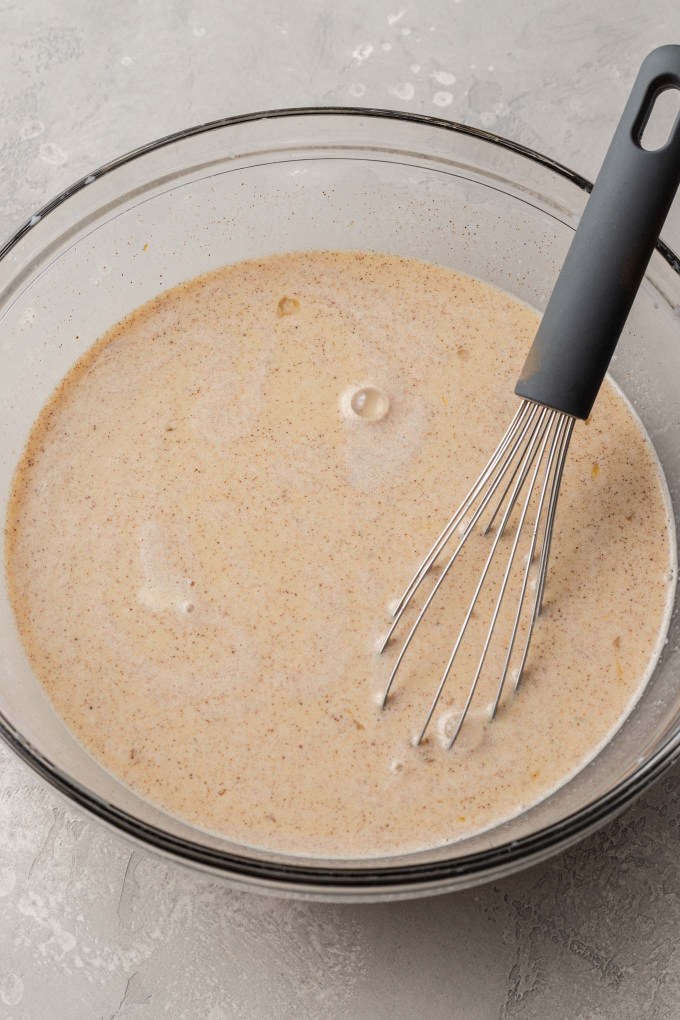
[1,2,680,1017]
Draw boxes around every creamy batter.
[5,251,674,858]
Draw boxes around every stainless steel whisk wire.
[380,400,575,748]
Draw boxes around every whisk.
[380,45,680,748]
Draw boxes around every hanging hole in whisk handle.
[638,83,680,151]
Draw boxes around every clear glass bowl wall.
[1,110,679,900]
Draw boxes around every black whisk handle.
[515,45,680,420]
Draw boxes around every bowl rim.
[2,105,680,894]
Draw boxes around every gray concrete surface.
[2,1,680,1017]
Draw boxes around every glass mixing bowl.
[1,109,679,902]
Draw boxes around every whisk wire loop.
[378,402,541,705]
[489,413,570,719]
[443,410,559,749]
[380,398,575,747]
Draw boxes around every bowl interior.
[1,111,679,895]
